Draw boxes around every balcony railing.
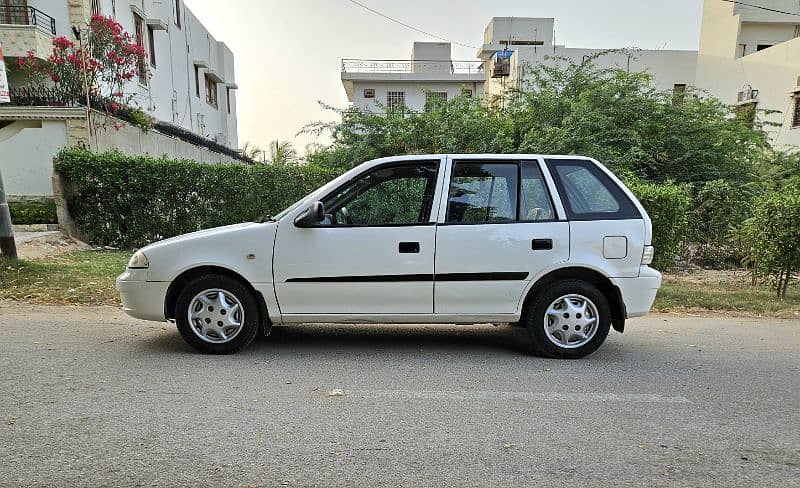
[8,87,80,107]
[342,59,484,75]
[0,6,57,35]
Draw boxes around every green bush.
[742,185,800,298]
[626,180,692,269]
[54,148,341,248]
[9,200,58,225]
[687,179,751,266]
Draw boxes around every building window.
[205,74,218,108]
[792,93,800,128]
[133,13,147,85]
[194,66,200,98]
[425,91,448,111]
[737,44,747,58]
[463,88,473,97]
[386,91,405,112]
[91,0,101,15]
[175,0,182,28]
[226,87,232,114]
[756,44,773,52]
[147,26,156,67]
[363,88,375,99]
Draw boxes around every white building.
[695,0,800,148]
[341,42,485,112]
[0,0,241,198]
[1,0,238,147]
[478,17,698,102]
[342,1,800,148]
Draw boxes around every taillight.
[642,246,655,265]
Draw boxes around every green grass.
[1,250,799,317]
[654,279,800,317]
[0,251,128,305]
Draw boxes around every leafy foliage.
[8,200,58,225]
[54,148,339,248]
[625,180,692,269]
[17,15,148,107]
[741,184,800,298]
[307,55,768,187]
[686,179,751,266]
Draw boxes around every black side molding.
[286,272,529,283]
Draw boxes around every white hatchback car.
[117,154,661,358]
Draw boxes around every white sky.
[183,0,705,153]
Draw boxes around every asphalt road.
[1,303,799,487]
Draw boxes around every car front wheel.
[175,274,260,354]
[524,280,611,359]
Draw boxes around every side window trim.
[312,159,443,228]
[535,157,567,221]
[440,158,559,226]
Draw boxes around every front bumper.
[116,269,169,322]
[610,266,662,318]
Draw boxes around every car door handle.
[532,239,553,250]
[399,242,420,254]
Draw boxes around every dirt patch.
[663,268,754,286]
[13,231,92,260]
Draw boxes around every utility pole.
[0,170,17,260]
[0,39,17,259]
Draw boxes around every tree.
[305,54,769,187]
[241,141,265,163]
[16,15,148,122]
[266,140,298,165]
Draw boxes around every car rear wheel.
[175,274,259,354]
[524,280,611,359]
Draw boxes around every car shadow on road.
[141,323,536,357]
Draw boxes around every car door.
[434,157,570,315]
[273,159,443,316]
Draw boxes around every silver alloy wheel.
[543,294,599,349]
[187,288,244,344]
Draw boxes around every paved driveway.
[1,303,798,487]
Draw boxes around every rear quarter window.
[546,159,641,220]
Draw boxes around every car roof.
[367,154,594,164]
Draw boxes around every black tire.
[524,280,611,359]
[175,274,260,354]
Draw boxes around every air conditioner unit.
[737,87,759,103]
[492,58,510,78]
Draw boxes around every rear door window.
[446,163,517,223]
[546,159,640,220]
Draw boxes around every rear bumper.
[116,270,169,322]
[611,267,662,318]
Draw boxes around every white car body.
[117,154,661,357]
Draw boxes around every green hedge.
[56,148,695,268]
[54,148,341,248]
[9,200,58,225]
[627,180,692,269]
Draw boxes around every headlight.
[127,250,149,269]
[641,246,655,265]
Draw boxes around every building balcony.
[0,6,57,58]
[342,59,484,76]
[341,59,486,101]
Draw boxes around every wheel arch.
[521,266,627,333]
[164,265,271,334]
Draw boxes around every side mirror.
[294,201,325,228]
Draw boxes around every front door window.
[321,162,439,226]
